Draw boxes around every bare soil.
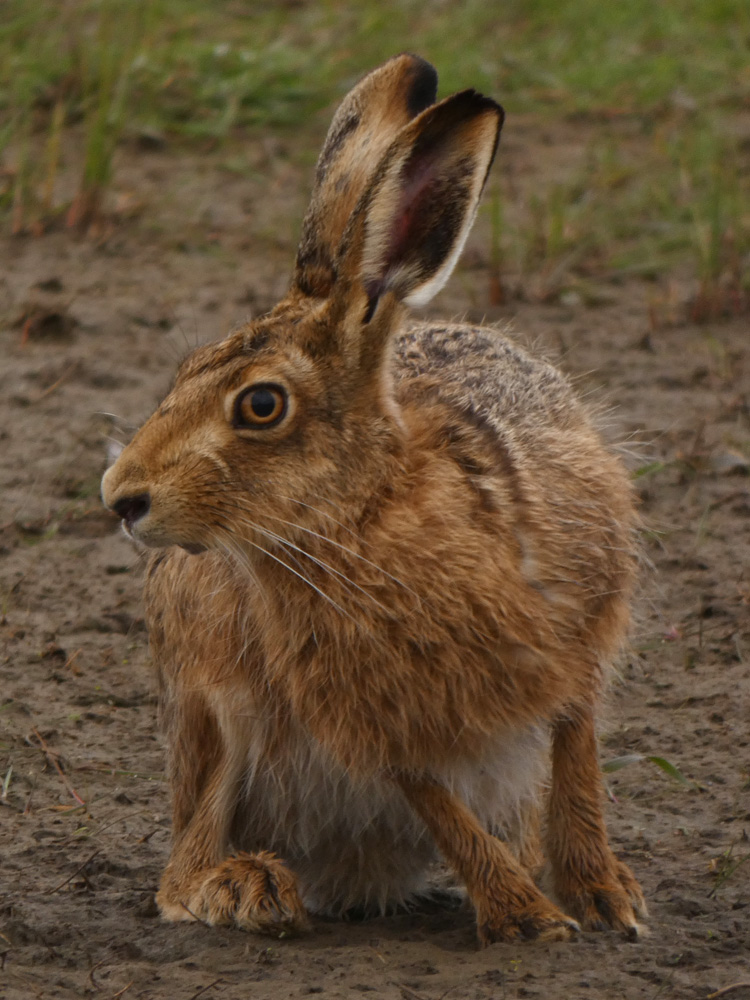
[1,124,749,1000]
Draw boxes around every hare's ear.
[344,90,503,317]
[293,54,438,299]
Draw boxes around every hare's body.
[104,56,646,944]
[153,526,548,914]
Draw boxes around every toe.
[616,860,648,919]
[574,885,641,937]
[232,853,309,934]
[478,897,579,946]
[178,853,309,935]
[557,857,646,937]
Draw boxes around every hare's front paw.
[556,856,647,939]
[476,888,579,946]
[157,850,310,936]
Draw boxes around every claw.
[556,858,647,938]
[478,898,579,946]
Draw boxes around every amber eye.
[234,384,287,429]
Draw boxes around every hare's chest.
[262,631,492,774]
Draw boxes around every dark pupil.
[251,389,276,418]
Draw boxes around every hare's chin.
[180,542,208,555]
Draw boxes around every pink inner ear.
[387,158,438,268]
[371,137,473,305]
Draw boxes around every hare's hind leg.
[155,692,308,936]
[546,705,647,937]
[397,775,579,946]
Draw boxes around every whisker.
[263,509,419,601]
[301,488,359,529]
[211,516,359,625]
[279,495,361,539]
[184,489,412,619]
[217,535,267,610]
[233,516,392,618]
[197,489,421,611]
[206,507,310,581]
[251,537,360,625]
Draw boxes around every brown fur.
[101,55,646,944]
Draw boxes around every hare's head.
[101,55,503,554]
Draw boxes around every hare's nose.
[112,492,151,526]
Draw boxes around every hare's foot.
[477,886,579,946]
[396,774,579,948]
[555,855,647,939]
[157,850,310,936]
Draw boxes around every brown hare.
[102,54,646,945]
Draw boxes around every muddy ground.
[1,116,749,1000]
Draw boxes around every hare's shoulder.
[394,322,583,434]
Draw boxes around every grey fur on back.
[395,322,586,437]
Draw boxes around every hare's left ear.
[339,90,503,320]
[293,54,438,299]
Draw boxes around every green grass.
[709,840,750,896]
[1,0,749,303]
[4,0,747,137]
[602,752,693,787]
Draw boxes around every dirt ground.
[1,117,749,1000]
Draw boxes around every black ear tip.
[422,89,504,145]
[492,99,506,132]
[399,53,439,117]
[453,88,505,124]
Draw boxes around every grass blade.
[602,752,692,786]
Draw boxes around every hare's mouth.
[119,513,207,555]
[119,519,146,549]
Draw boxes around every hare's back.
[394,321,638,631]
[394,322,586,442]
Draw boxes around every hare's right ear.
[339,90,503,321]
[293,54,438,299]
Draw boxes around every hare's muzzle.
[101,443,210,554]
[101,460,154,539]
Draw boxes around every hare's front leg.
[547,705,647,936]
[397,775,579,945]
[155,695,308,936]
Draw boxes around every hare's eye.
[234,384,287,429]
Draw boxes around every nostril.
[112,492,151,526]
